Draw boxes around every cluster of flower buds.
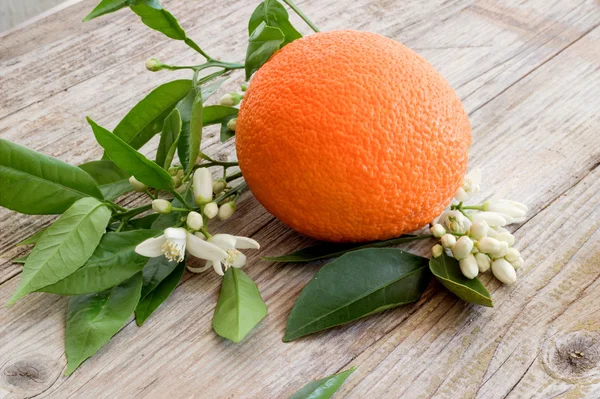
[193,168,237,221]
[431,170,527,284]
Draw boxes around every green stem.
[115,204,153,219]
[184,38,213,61]
[281,0,320,32]
[462,205,484,211]
[144,190,156,200]
[172,190,193,209]
[214,182,248,205]
[225,171,243,182]
[107,201,128,212]
[162,60,245,73]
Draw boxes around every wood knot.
[542,331,600,382]
[1,355,58,396]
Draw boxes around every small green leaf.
[40,230,159,295]
[16,228,48,246]
[129,213,160,230]
[219,115,237,143]
[249,0,302,46]
[135,261,185,326]
[83,0,129,21]
[429,252,493,307]
[245,22,285,80]
[284,248,430,342]
[202,105,239,126]
[201,78,227,102]
[185,87,203,175]
[8,198,112,305]
[79,160,131,200]
[156,108,182,170]
[87,118,174,190]
[65,272,142,375]
[264,235,427,263]
[175,89,196,170]
[139,256,179,299]
[290,367,356,399]
[113,80,192,150]
[12,256,28,264]
[213,268,268,343]
[0,139,103,214]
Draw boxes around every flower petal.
[212,260,225,276]
[187,261,213,274]
[186,232,228,261]
[232,252,247,268]
[234,236,260,249]
[208,234,237,250]
[135,235,166,257]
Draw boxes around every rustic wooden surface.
[1,0,599,397]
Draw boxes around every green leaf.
[213,268,268,343]
[284,248,431,342]
[201,78,227,102]
[40,230,159,295]
[87,117,174,190]
[264,235,427,263]
[16,228,48,246]
[429,252,493,307]
[12,256,28,264]
[135,261,185,326]
[8,198,112,305]
[175,89,196,170]
[129,213,160,230]
[185,87,203,175]
[202,105,239,126]
[79,160,131,201]
[113,80,192,150]
[0,139,103,214]
[83,0,129,21]
[290,367,356,399]
[65,272,142,375]
[249,0,302,46]
[130,0,199,48]
[156,108,182,170]
[139,256,179,299]
[219,115,237,143]
[245,22,285,80]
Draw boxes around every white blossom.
[452,236,473,260]
[459,254,479,279]
[441,234,456,249]
[483,199,527,223]
[441,210,472,234]
[491,258,517,284]
[477,237,502,254]
[186,211,204,231]
[454,169,481,202]
[430,224,446,238]
[204,202,219,219]
[152,199,172,214]
[218,201,236,220]
[469,211,509,227]
[432,244,443,258]
[188,234,260,276]
[475,253,491,272]
[129,176,148,192]
[193,168,213,206]
[469,220,489,240]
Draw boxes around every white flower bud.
[495,231,515,246]
[452,236,474,260]
[218,201,236,220]
[454,169,481,202]
[441,234,456,249]
[213,180,226,195]
[459,254,479,279]
[483,199,527,223]
[475,253,491,272]
[219,93,242,106]
[186,211,204,231]
[492,258,517,284]
[175,181,190,194]
[226,118,237,132]
[510,257,524,269]
[442,210,472,234]
[469,220,489,240]
[505,247,520,262]
[432,244,443,258]
[477,237,502,254]
[145,58,163,72]
[152,199,172,214]
[193,168,213,206]
[469,212,508,227]
[129,176,148,192]
[430,224,446,238]
[203,202,219,219]
[194,232,206,240]
[490,241,509,258]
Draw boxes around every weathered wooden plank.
[0,0,599,398]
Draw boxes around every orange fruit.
[236,30,471,242]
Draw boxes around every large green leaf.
[245,22,285,80]
[40,230,159,295]
[135,261,185,326]
[155,108,182,170]
[79,160,131,201]
[213,268,268,343]
[290,367,356,399]
[249,0,302,46]
[264,235,428,263]
[429,252,493,307]
[202,106,239,126]
[175,89,196,170]
[113,80,192,149]
[0,139,103,214]
[88,117,174,190]
[284,248,430,342]
[8,198,111,305]
[65,273,142,375]
[83,0,129,21]
[185,87,203,175]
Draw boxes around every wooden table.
[1,0,599,397]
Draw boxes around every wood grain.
[0,0,599,398]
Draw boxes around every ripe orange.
[236,30,471,242]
